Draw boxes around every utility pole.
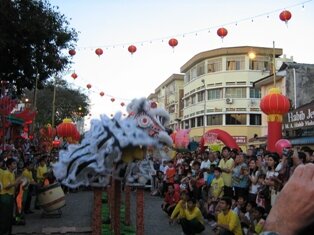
[32,72,39,134]
[52,77,57,128]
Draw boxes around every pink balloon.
[275,139,292,156]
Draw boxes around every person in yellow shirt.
[0,158,5,190]
[169,191,189,224]
[0,158,21,235]
[22,162,36,214]
[211,167,224,200]
[180,197,205,235]
[35,157,48,209]
[36,157,48,185]
[216,197,243,235]
[218,146,234,198]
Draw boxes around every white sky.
[49,0,314,123]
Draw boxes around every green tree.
[0,0,78,97]
[25,78,89,128]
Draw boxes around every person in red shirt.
[161,184,180,216]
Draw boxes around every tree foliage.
[0,0,78,97]
[25,78,89,128]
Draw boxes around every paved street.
[12,189,213,235]
[12,190,93,235]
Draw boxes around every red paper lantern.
[46,125,56,138]
[95,48,103,56]
[56,118,78,138]
[120,102,125,107]
[73,131,81,142]
[217,27,228,40]
[87,84,92,89]
[111,98,115,102]
[100,91,105,97]
[128,45,137,54]
[279,10,292,23]
[69,49,76,56]
[260,88,290,115]
[71,73,78,79]
[168,38,178,48]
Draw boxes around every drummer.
[22,162,36,214]
[36,157,48,185]
[0,158,22,234]
[34,157,48,210]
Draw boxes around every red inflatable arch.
[199,129,240,152]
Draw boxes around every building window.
[185,98,190,107]
[191,95,196,104]
[225,87,246,98]
[207,58,222,73]
[207,114,223,125]
[191,67,197,80]
[184,72,191,83]
[250,88,261,98]
[226,56,245,70]
[250,114,261,125]
[226,114,246,125]
[197,62,205,76]
[184,121,189,128]
[191,118,195,128]
[197,116,204,126]
[249,56,270,70]
[198,90,205,102]
[208,88,222,100]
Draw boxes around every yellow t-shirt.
[218,158,234,187]
[0,168,4,190]
[170,200,186,220]
[217,210,243,235]
[183,207,204,224]
[22,168,34,183]
[36,165,47,183]
[0,170,15,195]
[211,176,224,198]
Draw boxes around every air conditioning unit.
[226,98,233,104]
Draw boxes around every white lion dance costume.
[53,98,173,188]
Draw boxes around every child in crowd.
[210,167,224,201]
[255,174,267,209]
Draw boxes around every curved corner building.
[180,46,284,150]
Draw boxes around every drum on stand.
[38,183,66,213]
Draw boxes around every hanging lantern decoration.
[279,10,292,26]
[100,91,105,97]
[260,87,290,152]
[73,130,81,142]
[128,45,137,55]
[168,38,178,51]
[87,84,92,89]
[217,27,228,41]
[56,118,78,139]
[111,98,115,102]
[120,102,125,107]
[95,48,103,57]
[69,49,76,56]
[71,73,78,79]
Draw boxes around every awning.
[6,115,24,125]
[290,137,314,145]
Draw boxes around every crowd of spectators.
[151,144,314,235]
[0,138,59,235]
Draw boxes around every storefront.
[283,101,314,147]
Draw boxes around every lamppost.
[201,79,206,136]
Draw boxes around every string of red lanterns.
[67,3,300,56]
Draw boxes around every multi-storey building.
[151,74,184,130]
[180,46,289,149]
